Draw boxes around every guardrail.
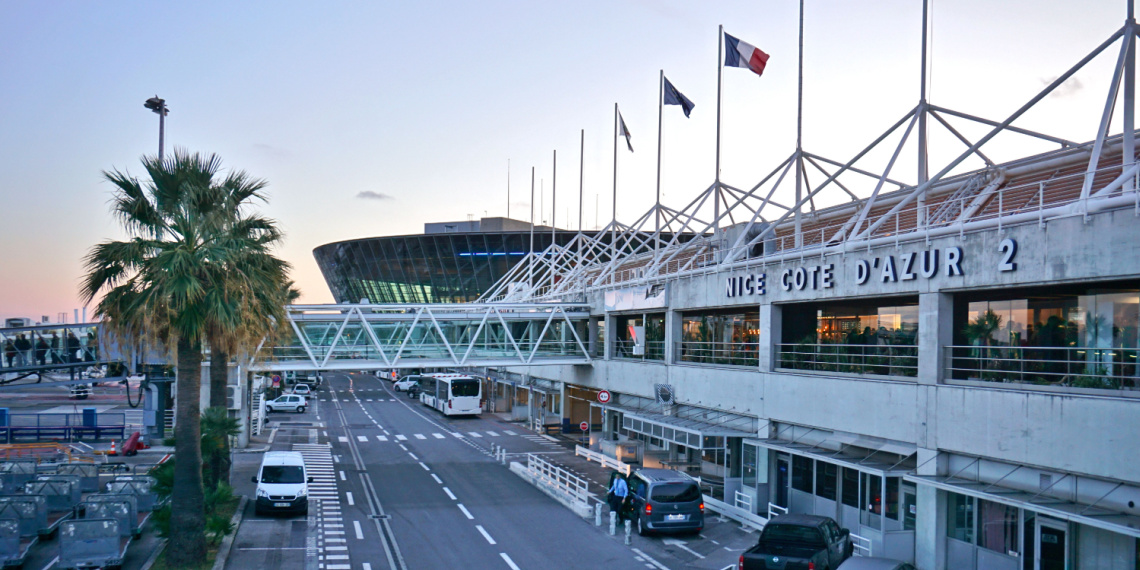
[574,446,631,476]
[527,453,590,505]
[851,533,873,556]
[767,502,788,520]
[702,495,769,532]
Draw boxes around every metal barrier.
[574,446,631,476]
[767,502,788,520]
[526,453,589,505]
[851,533,873,556]
[734,491,753,513]
[703,495,768,532]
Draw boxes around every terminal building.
[313,15,1140,570]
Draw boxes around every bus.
[418,373,482,416]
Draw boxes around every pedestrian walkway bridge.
[250,302,593,371]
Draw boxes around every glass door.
[901,483,917,531]
[775,454,790,509]
[1036,517,1068,570]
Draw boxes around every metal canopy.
[905,474,1140,539]
[750,437,917,477]
[609,403,756,448]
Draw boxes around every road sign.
[271,374,281,388]
[580,421,589,432]
[597,390,611,404]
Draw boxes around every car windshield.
[761,524,824,545]
[650,482,701,503]
[261,465,305,484]
[450,379,479,397]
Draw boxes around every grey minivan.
[628,468,704,536]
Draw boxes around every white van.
[252,451,311,515]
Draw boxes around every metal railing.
[678,341,759,367]
[526,453,589,505]
[703,495,768,532]
[767,502,788,520]
[613,339,665,361]
[851,533,874,557]
[575,446,632,476]
[945,345,1139,390]
[777,343,918,377]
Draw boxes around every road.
[232,371,655,570]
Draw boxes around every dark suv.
[628,468,705,536]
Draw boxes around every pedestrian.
[50,334,60,364]
[35,336,49,366]
[14,334,31,367]
[66,332,80,364]
[3,340,14,368]
[607,471,629,522]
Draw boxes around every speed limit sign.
[597,390,611,404]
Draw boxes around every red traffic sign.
[597,390,611,404]
[580,421,589,431]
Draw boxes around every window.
[743,444,758,488]
[886,477,900,520]
[679,309,760,366]
[977,499,1018,555]
[841,468,860,508]
[815,462,838,500]
[651,483,701,503]
[261,466,304,484]
[449,380,479,397]
[860,473,882,528]
[947,492,974,543]
[779,297,920,376]
[792,456,814,493]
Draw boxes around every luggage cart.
[0,518,37,568]
[57,519,125,570]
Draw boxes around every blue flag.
[663,76,695,118]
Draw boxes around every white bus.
[418,373,482,416]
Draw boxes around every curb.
[139,538,166,570]
[211,495,249,570]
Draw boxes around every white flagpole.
[529,166,535,292]
[612,102,618,263]
[656,70,664,255]
[579,129,585,274]
[794,2,804,248]
[507,159,511,219]
[550,149,557,292]
[715,25,724,247]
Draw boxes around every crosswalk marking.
[468,432,483,438]
[338,436,348,443]
[414,434,427,440]
[486,431,500,437]
[395,435,408,441]
[504,430,517,436]
[432,433,445,439]
[377,435,388,442]
[356,435,368,442]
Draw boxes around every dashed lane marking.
[443,487,456,500]
[353,520,363,539]
[500,553,521,570]
[476,525,496,545]
[457,504,474,519]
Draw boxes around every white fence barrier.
[767,502,788,520]
[734,491,753,513]
[527,453,590,505]
[851,533,873,557]
[703,495,769,532]
[575,445,631,476]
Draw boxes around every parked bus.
[418,373,481,416]
[3,317,32,328]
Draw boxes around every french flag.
[724,32,770,77]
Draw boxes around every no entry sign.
[580,421,589,431]
[597,390,611,404]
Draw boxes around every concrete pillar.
[914,447,947,570]
[664,309,681,364]
[603,313,614,360]
[588,318,599,357]
[759,303,780,372]
[917,292,953,385]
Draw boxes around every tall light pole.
[144,96,169,161]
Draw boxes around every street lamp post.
[143,96,169,161]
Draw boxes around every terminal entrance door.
[774,454,790,509]
[1036,517,1068,570]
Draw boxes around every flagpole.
[917,0,930,226]
[715,25,724,249]
[612,102,618,263]
[794,2,804,248]
[550,149,557,293]
[529,166,535,293]
[656,70,664,260]
[578,129,585,275]
[507,158,511,219]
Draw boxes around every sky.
[0,0,1131,321]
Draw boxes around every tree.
[81,149,291,567]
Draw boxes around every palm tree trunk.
[168,335,207,567]
[207,346,231,488]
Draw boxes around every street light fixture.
[143,96,169,161]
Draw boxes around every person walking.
[3,340,15,368]
[14,334,31,367]
[35,336,48,366]
[607,471,629,522]
[66,332,80,364]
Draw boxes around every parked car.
[627,468,705,536]
[406,383,422,397]
[252,451,312,516]
[266,394,307,413]
[394,376,420,392]
[292,383,311,396]
[836,557,916,570]
[739,514,853,570]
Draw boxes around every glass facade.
[678,309,760,366]
[779,297,920,377]
[313,230,590,304]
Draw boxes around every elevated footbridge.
[251,302,594,372]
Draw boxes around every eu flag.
[663,77,695,118]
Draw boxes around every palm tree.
[81,149,291,567]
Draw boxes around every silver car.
[836,557,916,570]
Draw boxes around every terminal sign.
[597,390,612,404]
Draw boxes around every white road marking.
[451,432,464,438]
[476,525,496,545]
[396,434,408,441]
[377,435,388,442]
[339,471,346,481]
[500,553,521,570]
[662,538,706,559]
[432,433,445,439]
[431,474,442,484]
[338,436,348,443]
[486,431,500,437]
[457,503,474,519]
[414,433,427,440]
[39,555,59,570]
[419,461,430,471]
[631,548,673,570]
[504,430,517,436]
[468,432,483,438]
[408,452,418,460]
[443,487,456,500]
[356,435,368,442]
[346,492,354,506]
[363,564,372,570]
[353,520,363,539]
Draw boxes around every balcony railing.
[614,339,665,361]
[678,341,759,367]
[945,345,1139,390]
[776,343,918,377]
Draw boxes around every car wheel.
[297,406,306,413]
[637,514,649,536]
[265,406,274,413]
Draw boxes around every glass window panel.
[743,444,758,488]
[841,467,860,508]
[946,492,975,544]
[815,462,837,500]
[977,499,1018,555]
[792,456,813,493]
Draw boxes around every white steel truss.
[480,10,1140,304]
[250,303,593,371]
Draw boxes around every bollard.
[624,520,632,545]
[500,448,507,465]
[595,503,603,526]
[609,511,617,535]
